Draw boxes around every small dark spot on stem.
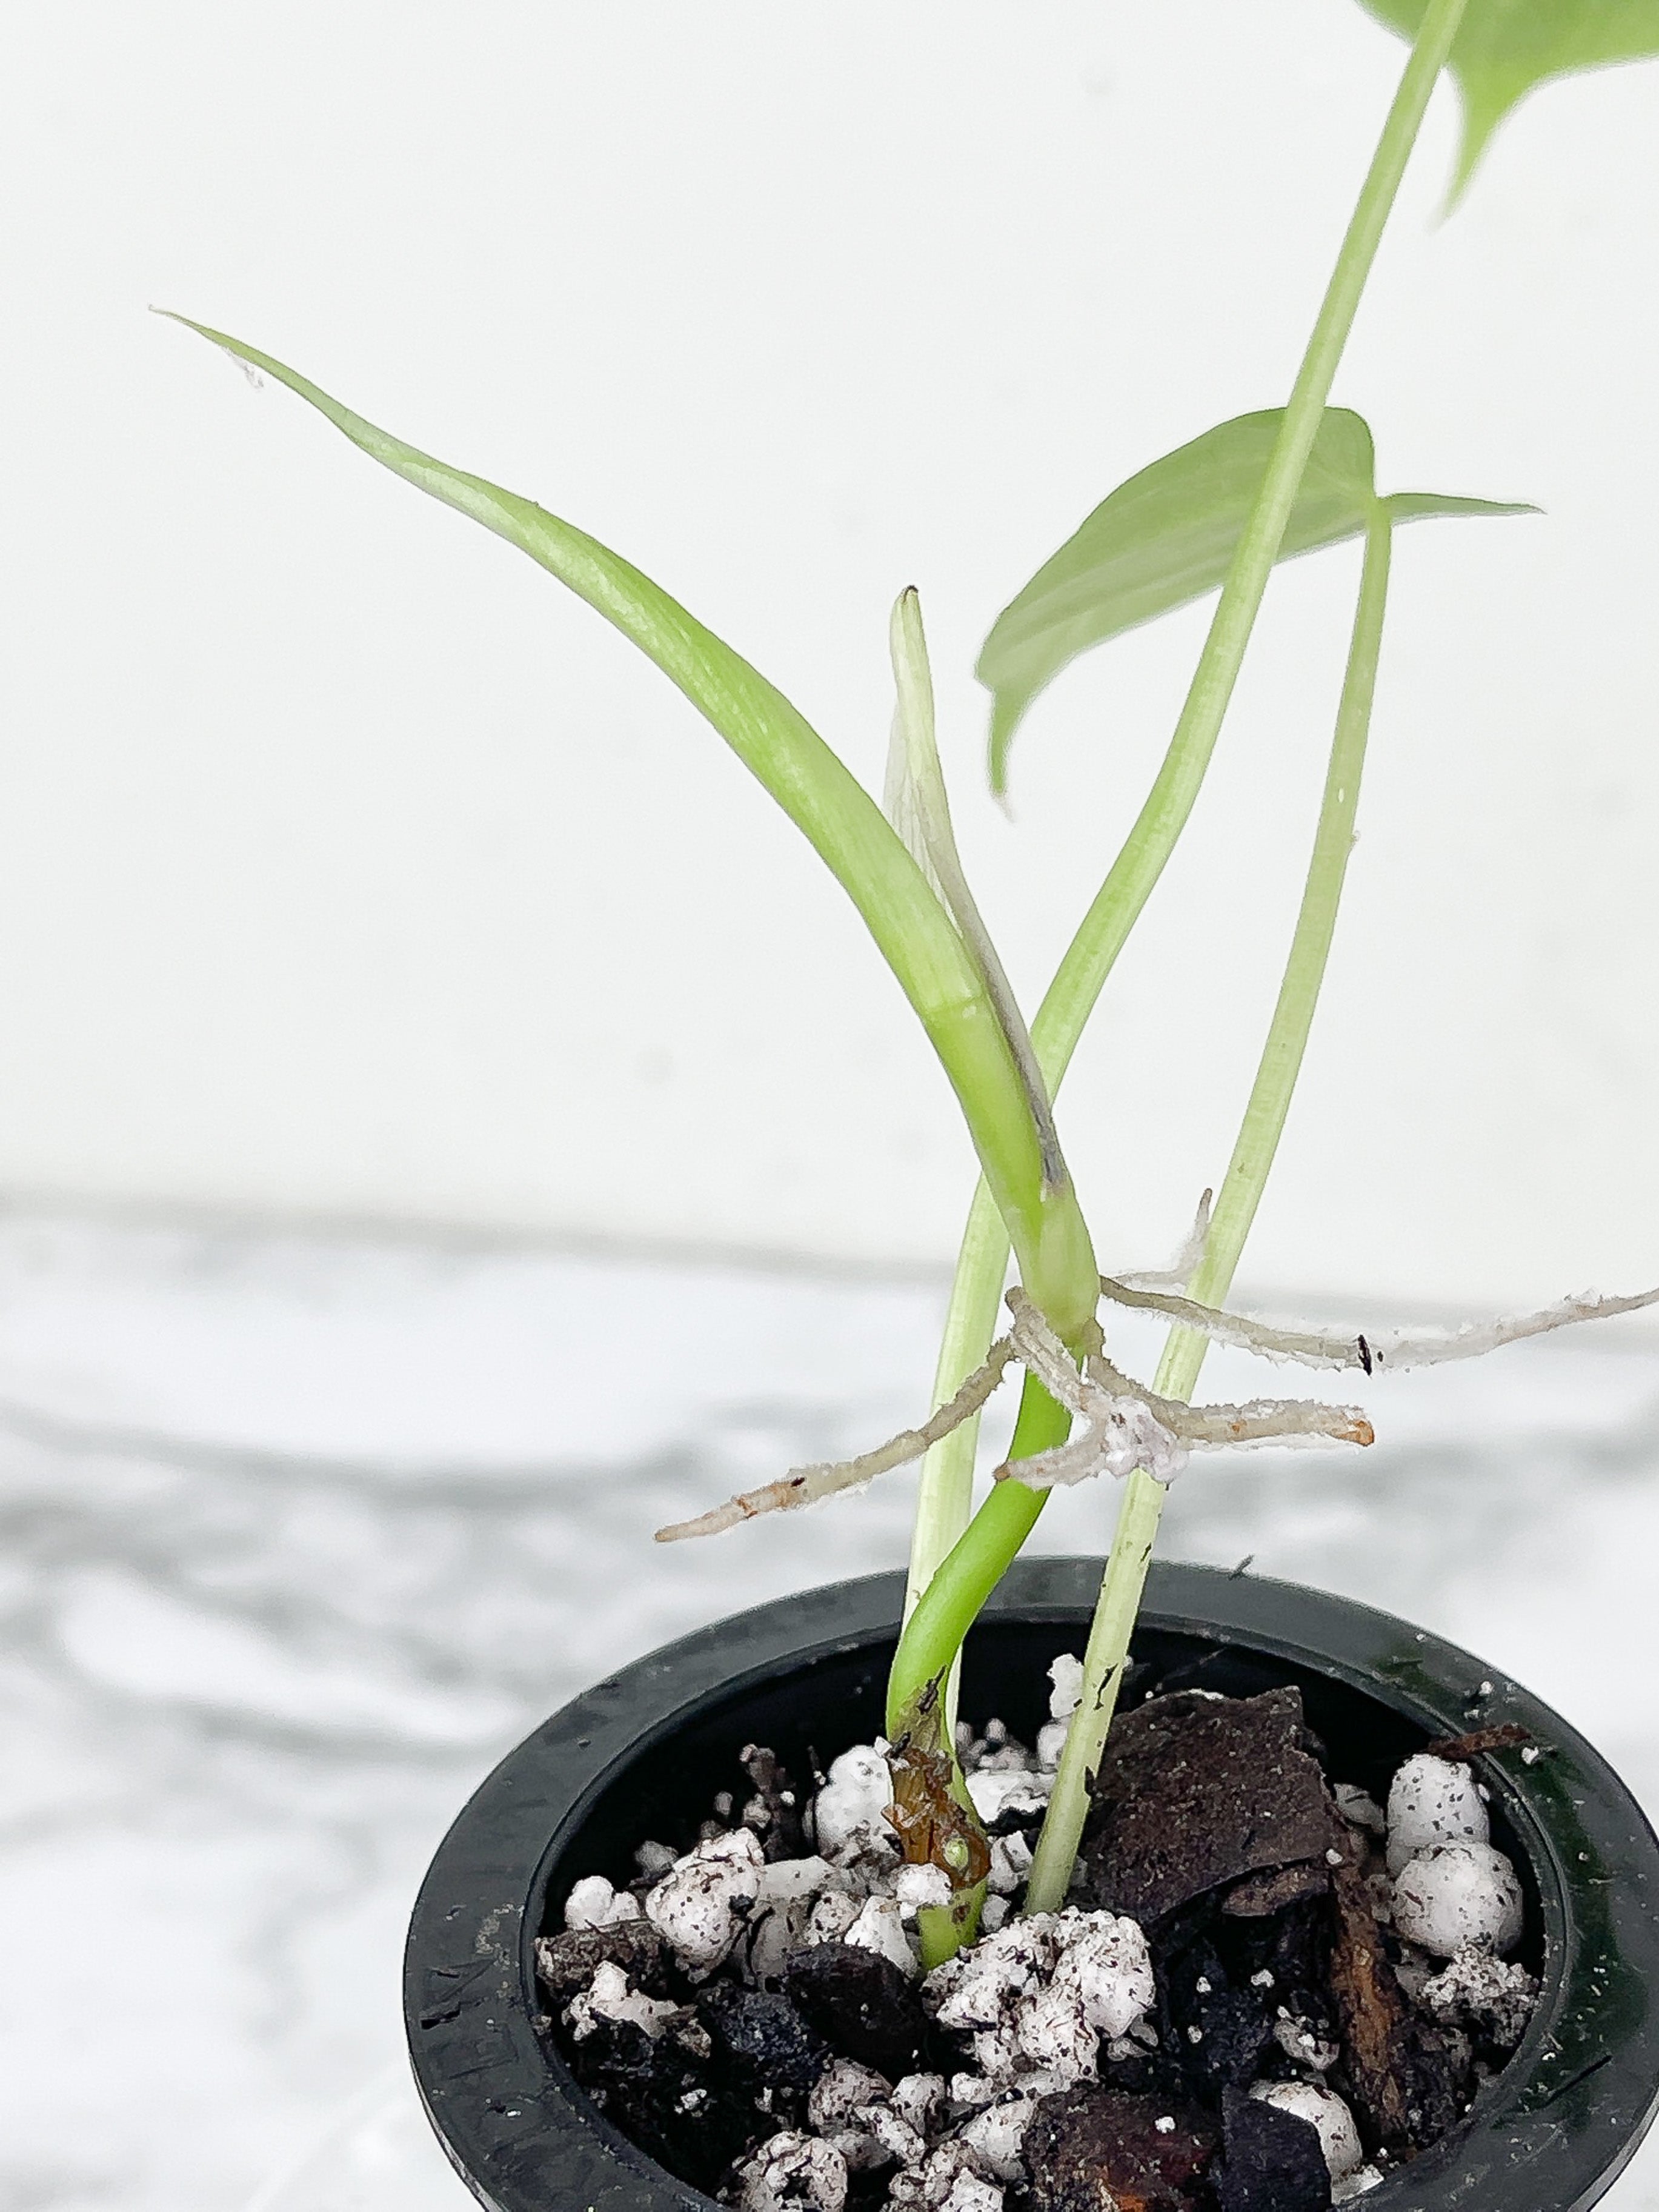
[1357,1333,1374,1376]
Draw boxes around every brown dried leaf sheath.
[885,1675,991,1886]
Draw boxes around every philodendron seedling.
[169,0,1659,1970]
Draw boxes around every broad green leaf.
[1356,0,1659,198]
[977,408,1531,791]
[165,313,1071,1297]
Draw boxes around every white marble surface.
[1,1209,1656,2211]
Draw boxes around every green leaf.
[164,313,1069,1297]
[1356,0,1659,198]
[977,408,1530,792]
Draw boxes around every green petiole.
[1023,499,1395,1912]
[895,0,1468,1936]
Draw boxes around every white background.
[4,2,1659,1310]
[5,20,1659,2211]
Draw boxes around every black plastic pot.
[406,1558,1659,2212]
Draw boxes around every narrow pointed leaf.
[888,591,1066,1192]
[883,599,952,908]
[165,313,1065,1288]
[1355,0,1659,197]
[977,407,1531,791]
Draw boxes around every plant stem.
[905,1193,1012,1616]
[1022,500,1395,1914]
[888,1369,1069,1739]
[899,0,1466,1630]
[894,1367,1070,1964]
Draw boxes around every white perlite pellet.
[845,1894,922,1978]
[809,2061,891,2134]
[894,1863,954,1913]
[760,1855,834,1904]
[888,2141,1002,2212]
[562,1873,642,1930]
[986,1832,1033,1898]
[1034,1721,1072,1770]
[644,1825,764,1973]
[1249,2081,1364,2180]
[1332,2165,1384,2202]
[1012,1985,1099,2079]
[892,2074,947,2136]
[811,1747,895,1856]
[866,2105,930,2170]
[928,1910,1154,2096]
[1391,1842,1524,1957]
[739,2131,849,2212]
[804,1887,862,1945]
[1049,1916,1157,2039]
[959,2093,1046,2182]
[1420,1938,1539,2046]
[565,1960,679,2042]
[1048,1654,1085,1721]
[1386,1753,1490,1875]
[965,1767,1052,1824]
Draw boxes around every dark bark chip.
[564,2018,758,2194]
[1223,1862,1330,1917]
[1083,1689,1334,1925]
[1326,1832,1468,2151]
[1214,2093,1332,2212]
[534,1920,673,2002]
[1025,2086,1218,2212]
[697,1982,830,2120]
[782,1943,929,2077]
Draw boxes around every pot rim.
[406,1558,1659,2212]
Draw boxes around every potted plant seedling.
[167,3,1659,2208]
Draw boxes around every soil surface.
[542,1667,1539,2212]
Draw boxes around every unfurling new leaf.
[977,407,1531,790]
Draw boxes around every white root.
[1095,1277,1659,1375]
[1089,1348,1371,1450]
[1097,1277,1366,1370]
[1108,1190,1212,1293]
[994,1293,1370,1493]
[653,1337,1017,1543]
[1369,1285,1659,1367]
[657,1255,1650,1541]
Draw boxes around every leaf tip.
[1442,78,1514,212]
[986,696,1022,799]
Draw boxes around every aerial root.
[653,1335,1017,1543]
[1110,1189,1212,1293]
[656,1244,1656,1541]
[991,1292,1371,1492]
[1095,1276,1659,1373]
